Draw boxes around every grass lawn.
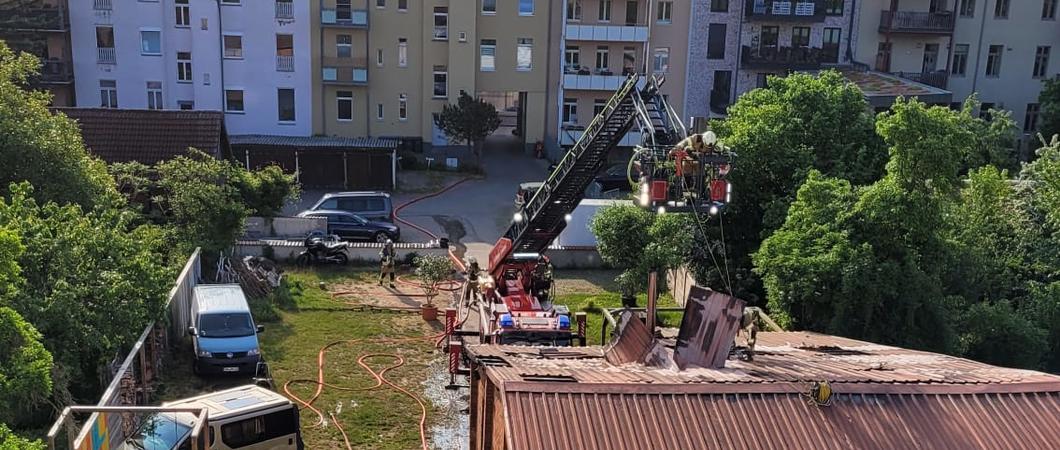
[158,267,444,450]
[553,270,683,345]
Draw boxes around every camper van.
[118,385,304,450]
[188,284,263,375]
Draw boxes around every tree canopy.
[434,92,501,163]
[590,204,693,295]
[1039,77,1060,142]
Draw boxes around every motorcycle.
[296,232,350,266]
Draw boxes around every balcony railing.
[879,11,955,34]
[38,59,73,83]
[94,0,112,11]
[741,45,824,70]
[565,24,649,42]
[562,73,629,90]
[275,1,293,19]
[0,7,68,31]
[97,47,116,65]
[276,55,294,72]
[893,70,949,89]
[321,8,368,27]
[560,127,640,146]
[322,66,368,85]
[745,0,826,21]
[433,26,448,40]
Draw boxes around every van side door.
[216,407,300,449]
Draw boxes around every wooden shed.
[230,135,396,190]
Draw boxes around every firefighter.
[379,239,396,288]
[464,257,481,301]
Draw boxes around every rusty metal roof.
[470,331,1060,449]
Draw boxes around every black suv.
[297,210,400,242]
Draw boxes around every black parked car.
[297,210,400,243]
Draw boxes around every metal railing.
[745,0,825,21]
[39,59,73,83]
[94,0,112,11]
[893,70,949,89]
[321,8,368,26]
[322,66,368,84]
[97,47,116,64]
[433,26,448,40]
[879,10,955,33]
[275,0,293,18]
[741,45,823,70]
[0,7,68,31]
[276,54,294,71]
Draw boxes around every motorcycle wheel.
[295,253,311,267]
[336,253,349,265]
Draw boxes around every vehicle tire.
[374,232,389,243]
[295,253,311,267]
[336,253,349,265]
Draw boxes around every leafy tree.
[234,165,300,217]
[0,42,118,209]
[590,204,693,295]
[433,92,501,164]
[0,423,44,450]
[956,300,1047,369]
[0,306,52,427]
[414,254,452,307]
[1038,76,1060,142]
[954,97,1018,172]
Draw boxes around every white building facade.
[69,0,312,136]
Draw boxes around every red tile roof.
[57,108,226,164]
[468,331,1060,449]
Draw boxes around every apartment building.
[311,0,559,152]
[0,0,76,106]
[68,0,313,136]
[686,0,857,119]
[554,0,692,151]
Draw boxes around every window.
[337,91,353,121]
[625,0,638,24]
[399,94,407,120]
[710,0,728,12]
[952,44,969,76]
[519,0,534,15]
[480,39,496,71]
[175,0,190,27]
[565,45,580,70]
[376,49,383,66]
[220,0,240,4]
[825,0,842,15]
[225,89,244,112]
[756,73,769,89]
[707,24,726,59]
[178,100,194,110]
[96,26,115,49]
[146,81,163,110]
[563,98,577,123]
[224,34,243,59]
[985,44,1003,77]
[483,0,496,14]
[623,46,636,74]
[876,41,892,71]
[980,102,994,121]
[593,99,606,117]
[1025,103,1040,132]
[433,7,448,40]
[220,409,298,449]
[959,0,975,17]
[276,34,293,71]
[595,46,609,71]
[1046,0,1058,19]
[567,0,582,20]
[140,30,161,55]
[100,80,117,108]
[712,71,732,110]
[517,38,533,71]
[337,35,352,58]
[598,0,612,21]
[278,89,295,122]
[822,28,841,63]
[657,1,672,23]
[792,27,810,48]
[761,26,779,49]
[398,0,407,10]
[1034,46,1051,78]
[377,103,384,120]
[433,67,447,97]
[337,0,351,20]
[398,38,408,67]
[376,0,385,8]
[653,47,669,72]
[177,51,192,82]
[994,0,1009,18]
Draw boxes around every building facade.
[68,0,313,136]
[0,0,76,106]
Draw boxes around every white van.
[118,385,303,450]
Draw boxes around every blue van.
[187,284,263,375]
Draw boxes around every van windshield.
[199,313,254,338]
[125,413,191,450]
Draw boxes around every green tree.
[954,97,1018,172]
[590,204,693,295]
[414,254,453,307]
[0,306,53,427]
[1038,77,1060,142]
[155,151,250,256]
[434,92,501,164]
[956,300,1047,369]
[0,42,118,209]
[234,165,300,217]
[0,423,44,450]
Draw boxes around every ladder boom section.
[491,75,667,274]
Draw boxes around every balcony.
[892,70,949,89]
[97,47,116,65]
[275,1,293,19]
[321,8,368,28]
[38,59,73,84]
[878,11,955,34]
[276,55,294,72]
[322,58,368,85]
[560,127,640,146]
[565,24,648,42]
[94,0,112,11]
[745,0,826,22]
[0,7,68,31]
[562,72,630,90]
[741,45,825,70]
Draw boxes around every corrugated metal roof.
[471,331,1060,450]
[229,134,397,149]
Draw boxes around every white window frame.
[657,1,672,24]
[277,88,296,123]
[565,45,580,71]
[433,7,449,40]
[517,38,533,71]
[398,0,407,11]
[223,33,244,59]
[399,94,408,121]
[567,0,582,21]
[480,39,496,72]
[377,103,384,120]
[653,47,670,73]
[100,80,118,108]
[952,43,969,76]
[398,38,408,67]
[519,0,534,16]
[146,81,163,110]
[140,28,162,56]
[563,98,578,124]
[595,46,609,71]
[175,0,190,27]
[376,0,385,8]
[177,51,192,83]
[482,0,497,14]
[433,69,448,98]
[224,88,245,113]
[1033,46,1051,79]
[337,91,353,122]
[598,0,612,21]
[337,34,352,58]
[985,44,1002,77]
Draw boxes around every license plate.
[222,367,239,372]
